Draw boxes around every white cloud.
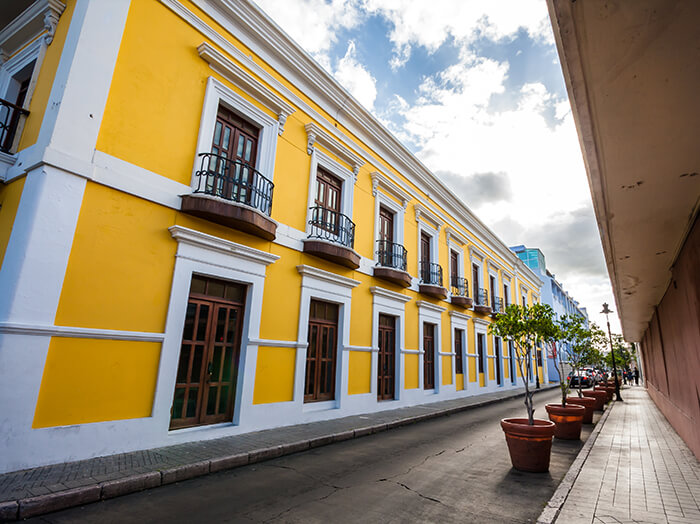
[333,41,378,110]
[254,0,363,65]
[362,0,553,67]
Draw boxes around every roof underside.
[547,0,700,341]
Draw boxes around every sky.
[254,0,622,334]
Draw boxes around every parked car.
[568,370,593,387]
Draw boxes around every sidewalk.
[0,384,556,521]
[544,386,700,524]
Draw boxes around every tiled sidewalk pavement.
[0,384,556,521]
[555,387,700,524]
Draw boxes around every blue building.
[509,246,589,383]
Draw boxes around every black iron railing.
[476,288,490,307]
[193,153,274,216]
[0,97,29,154]
[308,206,355,248]
[376,240,407,271]
[419,261,443,287]
[492,297,504,313]
[450,276,469,297]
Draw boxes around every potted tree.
[582,323,609,410]
[557,315,596,425]
[489,304,556,472]
[543,315,586,439]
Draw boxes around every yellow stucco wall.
[33,337,160,428]
[348,351,371,395]
[405,353,419,389]
[253,347,295,404]
[0,177,25,269]
[456,373,464,390]
[441,355,452,386]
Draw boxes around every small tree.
[557,315,590,399]
[489,303,556,425]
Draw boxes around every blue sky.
[255,0,620,333]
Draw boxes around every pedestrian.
[623,370,628,385]
[634,367,640,386]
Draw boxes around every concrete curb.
[536,398,616,524]
[1,385,557,522]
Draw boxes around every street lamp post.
[601,303,623,401]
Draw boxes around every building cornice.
[415,300,447,314]
[197,42,294,135]
[0,0,65,58]
[370,286,412,303]
[304,123,364,176]
[371,171,411,209]
[169,225,280,265]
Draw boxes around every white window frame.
[447,241,464,290]
[371,286,411,401]
[474,319,489,387]
[157,226,279,435]
[373,190,405,264]
[416,300,445,393]
[488,268,500,305]
[502,278,511,308]
[295,265,360,412]
[471,256,484,300]
[191,77,280,188]
[449,310,470,390]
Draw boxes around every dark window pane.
[182,303,196,340]
[223,347,233,381]
[191,345,204,383]
[208,281,225,299]
[226,310,238,344]
[206,387,218,415]
[186,388,198,418]
[176,346,190,383]
[196,305,209,341]
[212,346,222,381]
[171,388,185,420]
[225,284,245,303]
[216,307,227,342]
[219,386,230,415]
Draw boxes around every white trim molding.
[305,122,364,176]
[296,265,360,290]
[170,226,280,267]
[0,322,165,342]
[415,300,447,314]
[371,171,411,209]
[445,226,468,247]
[0,0,66,56]
[197,42,294,135]
[414,203,442,230]
[370,286,412,304]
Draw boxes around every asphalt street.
[32,388,595,523]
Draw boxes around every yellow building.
[0,0,543,473]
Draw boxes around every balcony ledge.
[180,193,277,241]
[418,284,448,300]
[451,296,473,308]
[302,239,360,269]
[373,266,412,288]
[473,304,492,315]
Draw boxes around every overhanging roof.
[547,0,700,341]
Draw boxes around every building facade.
[0,0,543,474]
[510,245,589,383]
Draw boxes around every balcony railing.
[419,261,443,287]
[376,240,407,271]
[193,153,274,216]
[475,288,490,307]
[450,276,469,297]
[308,206,355,248]
[0,97,29,154]
[492,297,504,314]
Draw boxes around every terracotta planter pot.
[582,390,606,411]
[500,418,556,472]
[545,404,586,440]
[566,396,596,424]
[594,385,613,402]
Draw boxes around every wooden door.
[423,323,435,390]
[472,264,480,301]
[454,328,464,375]
[495,337,502,385]
[209,107,258,203]
[509,341,516,383]
[171,276,245,429]
[378,207,394,266]
[315,168,342,233]
[450,250,459,281]
[477,333,485,375]
[305,300,338,402]
[420,232,431,281]
[490,275,496,309]
[377,314,396,401]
